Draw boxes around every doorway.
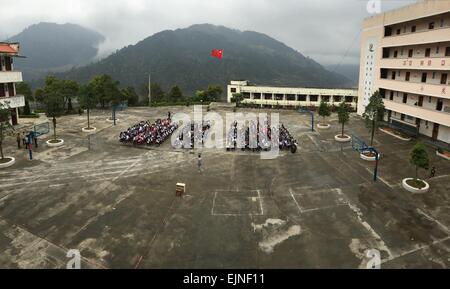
[432,123,440,140]
[10,108,18,126]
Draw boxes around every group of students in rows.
[119,118,178,146]
[175,121,211,149]
[226,119,297,153]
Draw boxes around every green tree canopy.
[59,79,79,112]
[121,87,139,106]
[38,76,66,140]
[16,82,33,115]
[230,93,244,107]
[0,103,14,160]
[318,100,331,122]
[206,85,223,102]
[337,102,350,137]
[363,90,385,146]
[168,86,183,102]
[89,74,122,108]
[410,141,430,180]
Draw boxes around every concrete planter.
[379,128,411,141]
[317,123,331,130]
[106,118,119,123]
[0,157,15,169]
[436,150,450,161]
[46,139,64,147]
[334,134,351,143]
[82,127,97,133]
[360,151,381,162]
[402,178,430,194]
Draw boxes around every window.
[393,51,398,58]
[298,95,307,101]
[432,72,436,79]
[287,94,296,101]
[396,29,401,35]
[436,99,443,111]
[333,95,341,102]
[321,95,330,102]
[411,26,416,33]
[436,46,440,54]
[390,91,394,100]
[425,48,431,57]
[345,96,353,103]
[231,88,236,93]
[446,47,450,57]
[440,19,444,27]
[391,71,396,80]
[253,93,261,99]
[0,84,4,97]
[408,49,413,58]
[418,96,424,107]
[421,73,427,83]
[309,95,318,102]
[405,72,411,81]
[441,73,448,85]
[403,93,408,104]
[429,22,435,29]
[243,93,250,99]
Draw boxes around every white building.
[227,81,358,109]
[358,0,450,144]
[0,42,24,126]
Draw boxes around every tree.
[40,76,65,141]
[0,103,14,161]
[168,86,183,102]
[121,87,139,106]
[410,142,430,181]
[206,85,223,102]
[195,90,208,103]
[16,82,33,115]
[363,91,385,146]
[337,102,350,137]
[318,100,331,124]
[89,75,122,108]
[150,83,165,104]
[59,79,79,112]
[78,84,98,129]
[231,93,244,107]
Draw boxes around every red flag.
[211,49,223,59]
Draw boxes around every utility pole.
[148,73,151,107]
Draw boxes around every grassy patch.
[406,179,427,189]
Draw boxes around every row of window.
[382,90,445,112]
[385,17,449,37]
[387,46,450,59]
[382,69,449,85]
[241,92,354,103]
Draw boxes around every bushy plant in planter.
[335,102,351,142]
[79,84,98,133]
[361,91,384,159]
[317,100,331,129]
[402,141,430,193]
[39,76,66,147]
[0,103,16,168]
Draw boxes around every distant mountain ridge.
[56,24,350,96]
[7,22,105,80]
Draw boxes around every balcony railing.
[0,71,23,83]
[380,56,450,70]
[377,78,450,99]
[0,94,25,109]
[382,27,450,48]
[383,99,450,127]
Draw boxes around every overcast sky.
[1,0,416,66]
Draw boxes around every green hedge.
[19,113,40,118]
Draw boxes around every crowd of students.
[119,118,178,146]
[226,120,297,153]
[175,121,211,149]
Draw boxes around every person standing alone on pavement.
[197,154,202,172]
[16,133,21,149]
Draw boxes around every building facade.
[227,81,357,109]
[0,42,24,126]
[358,0,450,144]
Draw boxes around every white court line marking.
[289,188,303,213]
[430,174,450,180]
[416,209,450,235]
[257,190,264,216]
[364,167,397,188]
[381,236,450,265]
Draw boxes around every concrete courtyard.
[0,106,449,269]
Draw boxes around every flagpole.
[148,73,151,107]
